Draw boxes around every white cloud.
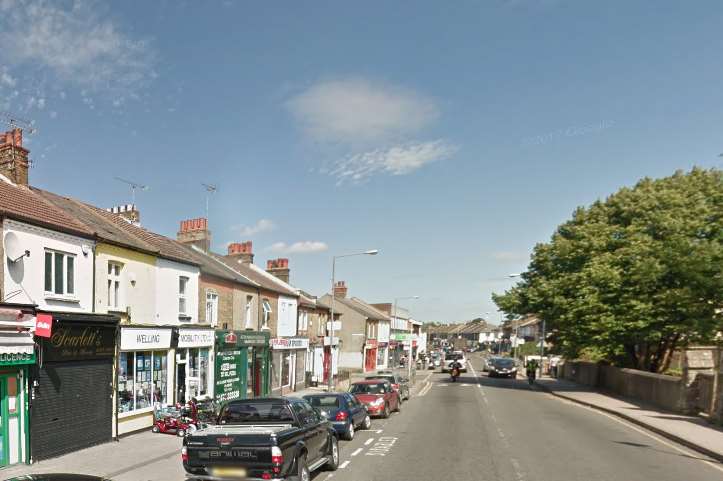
[331,140,456,184]
[287,78,438,145]
[0,1,154,95]
[0,69,16,87]
[234,219,276,237]
[266,241,329,254]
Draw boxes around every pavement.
[2,355,722,480]
[533,375,723,462]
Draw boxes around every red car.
[349,379,401,418]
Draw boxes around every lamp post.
[328,249,379,391]
[393,296,419,382]
[507,274,521,360]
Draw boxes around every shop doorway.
[364,348,377,372]
[176,361,187,403]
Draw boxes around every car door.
[345,394,363,426]
[298,400,326,462]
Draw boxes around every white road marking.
[351,448,363,456]
[365,436,398,456]
[439,383,449,387]
[510,457,526,481]
[364,438,375,446]
[339,461,350,469]
[418,382,433,397]
[375,429,383,434]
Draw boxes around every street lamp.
[393,296,419,382]
[508,274,521,360]
[328,249,379,391]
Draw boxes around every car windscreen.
[350,383,387,394]
[369,375,395,383]
[493,359,515,368]
[306,396,341,408]
[218,401,295,424]
[446,354,462,361]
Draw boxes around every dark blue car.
[304,392,371,440]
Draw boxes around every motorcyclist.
[449,359,463,381]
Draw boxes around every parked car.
[488,357,518,378]
[350,380,401,418]
[4,476,112,481]
[365,373,410,400]
[442,351,467,373]
[304,392,371,440]
[182,397,339,480]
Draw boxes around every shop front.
[376,342,388,370]
[270,337,309,394]
[117,326,174,435]
[31,312,118,461]
[176,328,214,403]
[364,339,378,373]
[215,330,270,404]
[0,305,36,467]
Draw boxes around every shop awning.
[0,331,34,354]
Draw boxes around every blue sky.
[1,0,722,323]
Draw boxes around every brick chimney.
[0,129,29,185]
[177,218,211,252]
[333,281,348,298]
[107,204,140,225]
[226,241,254,264]
[266,258,290,283]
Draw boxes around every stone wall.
[599,365,684,412]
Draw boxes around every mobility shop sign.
[177,329,214,348]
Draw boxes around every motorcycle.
[450,367,460,382]
[527,369,536,385]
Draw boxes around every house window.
[262,299,272,328]
[178,276,189,316]
[245,296,253,329]
[206,291,218,327]
[298,311,308,331]
[44,250,76,297]
[107,262,123,309]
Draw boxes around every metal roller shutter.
[31,359,113,460]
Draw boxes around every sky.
[1,0,722,324]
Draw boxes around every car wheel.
[297,454,310,481]
[394,399,401,413]
[325,436,339,471]
[344,422,355,441]
[362,415,372,430]
[382,404,390,419]
[151,425,160,433]
[176,428,186,437]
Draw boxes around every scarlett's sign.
[44,324,115,361]
[270,338,309,350]
[178,329,215,348]
[120,328,172,350]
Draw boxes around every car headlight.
[372,398,385,407]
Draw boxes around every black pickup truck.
[182,397,339,481]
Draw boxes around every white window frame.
[107,261,123,310]
[205,290,219,327]
[179,276,189,318]
[245,296,253,329]
[262,299,272,329]
[44,249,77,299]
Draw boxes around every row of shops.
[0,304,328,467]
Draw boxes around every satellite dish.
[4,232,28,263]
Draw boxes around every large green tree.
[493,168,722,372]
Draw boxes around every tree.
[493,168,723,372]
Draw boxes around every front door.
[0,373,22,467]
[176,361,187,404]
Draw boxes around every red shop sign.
[35,313,53,338]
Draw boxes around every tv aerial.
[0,111,36,134]
[114,177,149,206]
[202,182,217,222]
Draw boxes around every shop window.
[205,291,218,326]
[107,261,123,309]
[118,351,167,414]
[44,250,76,297]
[282,353,292,387]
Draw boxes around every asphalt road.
[4,353,721,480]
[313,353,723,481]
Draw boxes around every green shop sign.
[0,351,35,366]
[214,331,270,403]
[391,333,415,341]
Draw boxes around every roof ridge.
[189,245,259,287]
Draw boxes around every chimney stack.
[266,258,290,283]
[0,129,29,185]
[177,218,211,252]
[333,281,347,298]
[226,241,254,264]
[107,204,141,225]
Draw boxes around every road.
[4,353,721,480]
[312,353,722,481]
